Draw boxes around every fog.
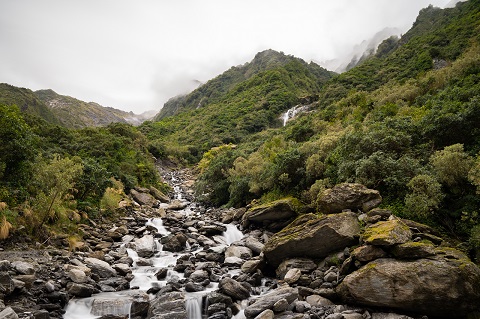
[0,0,452,113]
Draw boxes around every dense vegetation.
[0,105,162,239]
[143,0,480,258]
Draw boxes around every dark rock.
[84,257,117,279]
[263,212,361,267]
[276,258,317,278]
[243,198,300,230]
[352,245,387,262]
[185,282,205,292]
[68,283,94,297]
[244,286,298,319]
[391,242,436,259]
[317,183,382,214]
[155,268,168,279]
[219,277,250,301]
[149,291,187,319]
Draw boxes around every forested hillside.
[146,0,480,257]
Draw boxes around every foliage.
[100,178,125,213]
[405,174,444,219]
[29,154,83,229]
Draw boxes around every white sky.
[0,0,450,114]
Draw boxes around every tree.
[405,174,444,218]
[430,143,473,191]
[30,154,83,228]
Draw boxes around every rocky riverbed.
[1,167,480,319]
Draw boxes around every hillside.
[34,89,148,128]
[143,50,334,161]
[150,0,480,259]
[0,83,61,125]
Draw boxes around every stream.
[63,169,254,319]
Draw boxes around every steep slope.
[154,49,333,120]
[0,83,61,125]
[143,50,334,161]
[34,89,137,128]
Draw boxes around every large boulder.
[317,183,382,214]
[148,291,186,319]
[84,258,117,279]
[244,286,298,319]
[130,189,156,206]
[337,256,480,318]
[263,212,361,267]
[243,198,300,230]
[219,277,250,301]
[134,235,157,258]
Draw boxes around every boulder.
[67,268,87,283]
[351,245,387,263]
[219,277,250,300]
[0,307,18,319]
[241,259,263,274]
[255,309,274,319]
[148,291,186,319]
[263,212,361,267]
[391,241,436,259]
[68,283,94,297]
[11,261,35,275]
[84,257,117,279]
[243,198,300,229]
[362,219,412,246]
[134,235,157,258]
[244,287,298,319]
[245,236,264,255]
[283,268,302,284]
[317,183,382,214]
[276,258,317,278]
[168,200,188,210]
[130,189,156,206]
[162,233,187,252]
[149,186,170,203]
[225,246,252,259]
[337,256,480,318]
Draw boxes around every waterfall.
[146,218,170,236]
[186,295,203,319]
[281,104,311,126]
[223,224,244,245]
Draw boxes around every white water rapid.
[64,170,246,319]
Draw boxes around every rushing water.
[64,170,245,319]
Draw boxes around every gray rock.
[243,198,300,230]
[84,257,117,279]
[168,200,188,210]
[263,212,361,267]
[149,186,170,203]
[134,234,157,258]
[189,270,209,283]
[371,313,414,319]
[219,277,250,301]
[11,261,35,275]
[283,268,302,284]
[306,295,334,307]
[130,189,156,206]
[254,309,274,319]
[245,236,265,255]
[362,220,412,246]
[67,268,87,283]
[68,283,94,297]
[338,256,480,318]
[351,245,387,262]
[276,258,317,278]
[241,259,262,274]
[244,287,298,319]
[391,242,436,259]
[0,307,18,319]
[225,246,252,259]
[224,256,244,267]
[185,282,205,292]
[272,298,289,312]
[149,291,186,319]
[113,263,131,276]
[0,272,15,295]
[317,183,382,214]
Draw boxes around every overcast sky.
[0,0,452,114]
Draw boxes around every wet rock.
[84,257,117,279]
[155,268,168,280]
[362,220,412,246]
[68,283,95,297]
[148,291,187,319]
[219,277,250,301]
[317,183,382,214]
[264,212,360,267]
[185,282,205,292]
[134,234,157,258]
[190,270,209,282]
[162,233,187,252]
[224,256,244,267]
[244,286,298,319]
[112,263,131,276]
[338,256,480,318]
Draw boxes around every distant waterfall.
[281,104,311,126]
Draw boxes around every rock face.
[263,212,361,267]
[243,198,299,230]
[337,257,480,318]
[317,183,382,214]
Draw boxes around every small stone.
[283,268,302,284]
[272,298,289,312]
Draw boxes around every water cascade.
[281,104,312,126]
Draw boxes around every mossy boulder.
[317,183,382,214]
[263,212,361,268]
[362,219,412,246]
[337,255,480,318]
[243,198,301,230]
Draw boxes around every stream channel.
[63,170,262,319]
